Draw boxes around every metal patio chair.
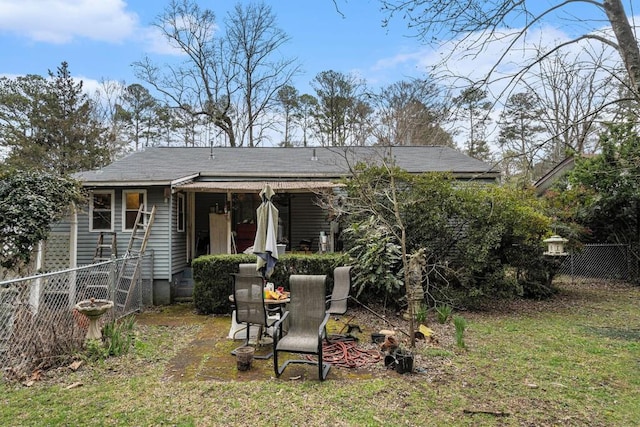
[231,272,275,360]
[324,266,361,341]
[326,266,352,316]
[237,262,259,277]
[272,274,331,381]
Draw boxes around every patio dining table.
[227,294,290,306]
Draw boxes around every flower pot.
[384,354,397,369]
[395,352,414,374]
[236,346,255,371]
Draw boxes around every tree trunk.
[406,249,426,347]
[604,0,640,97]
[215,115,236,147]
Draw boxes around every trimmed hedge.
[192,252,351,315]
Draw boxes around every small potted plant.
[381,337,414,374]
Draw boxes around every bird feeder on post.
[543,235,568,256]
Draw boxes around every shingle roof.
[74,146,499,185]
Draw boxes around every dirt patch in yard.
[134,302,452,382]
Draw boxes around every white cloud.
[138,26,186,56]
[0,0,139,44]
[371,49,430,73]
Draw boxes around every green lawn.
[1,278,638,426]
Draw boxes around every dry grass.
[1,277,639,426]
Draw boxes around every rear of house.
[64,145,499,305]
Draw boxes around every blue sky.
[0,0,632,149]
[0,0,433,94]
[1,0,621,94]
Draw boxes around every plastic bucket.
[395,353,414,374]
[236,346,255,371]
[384,354,397,369]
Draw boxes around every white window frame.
[122,189,147,232]
[89,190,115,232]
[176,193,186,233]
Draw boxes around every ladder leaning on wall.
[93,232,118,262]
[114,204,156,312]
[84,232,119,300]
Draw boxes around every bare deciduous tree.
[225,2,300,147]
[381,0,640,99]
[133,0,297,148]
[90,78,129,158]
[525,47,618,162]
[372,78,454,147]
[133,0,238,146]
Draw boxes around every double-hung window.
[122,190,147,231]
[90,191,114,232]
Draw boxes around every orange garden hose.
[306,340,382,369]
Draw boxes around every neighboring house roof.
[73,145,500,187]
[534,154,596,195]
[534,156,576,195]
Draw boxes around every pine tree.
[0,62,111,175]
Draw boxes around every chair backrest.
[233,273,267,325]
[238,263,258,276]
[327,266,352,315]
[287,275,327,334]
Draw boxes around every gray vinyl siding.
[75,187,171,280]
[145,188,170,279]
[171,193,188,275]
[76,201,100,265]
[289,193,330,252]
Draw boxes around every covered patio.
[176,180,344,258]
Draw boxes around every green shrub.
[343,216,404,303]
[83,339,109,361]
[192,254,256,314]
[416,304,428,323]
[192,252,350,315]
[336,166,555,309]
[103,316,136,357]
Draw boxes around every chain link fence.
[557,244,639,283]
[0,255,152,381]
